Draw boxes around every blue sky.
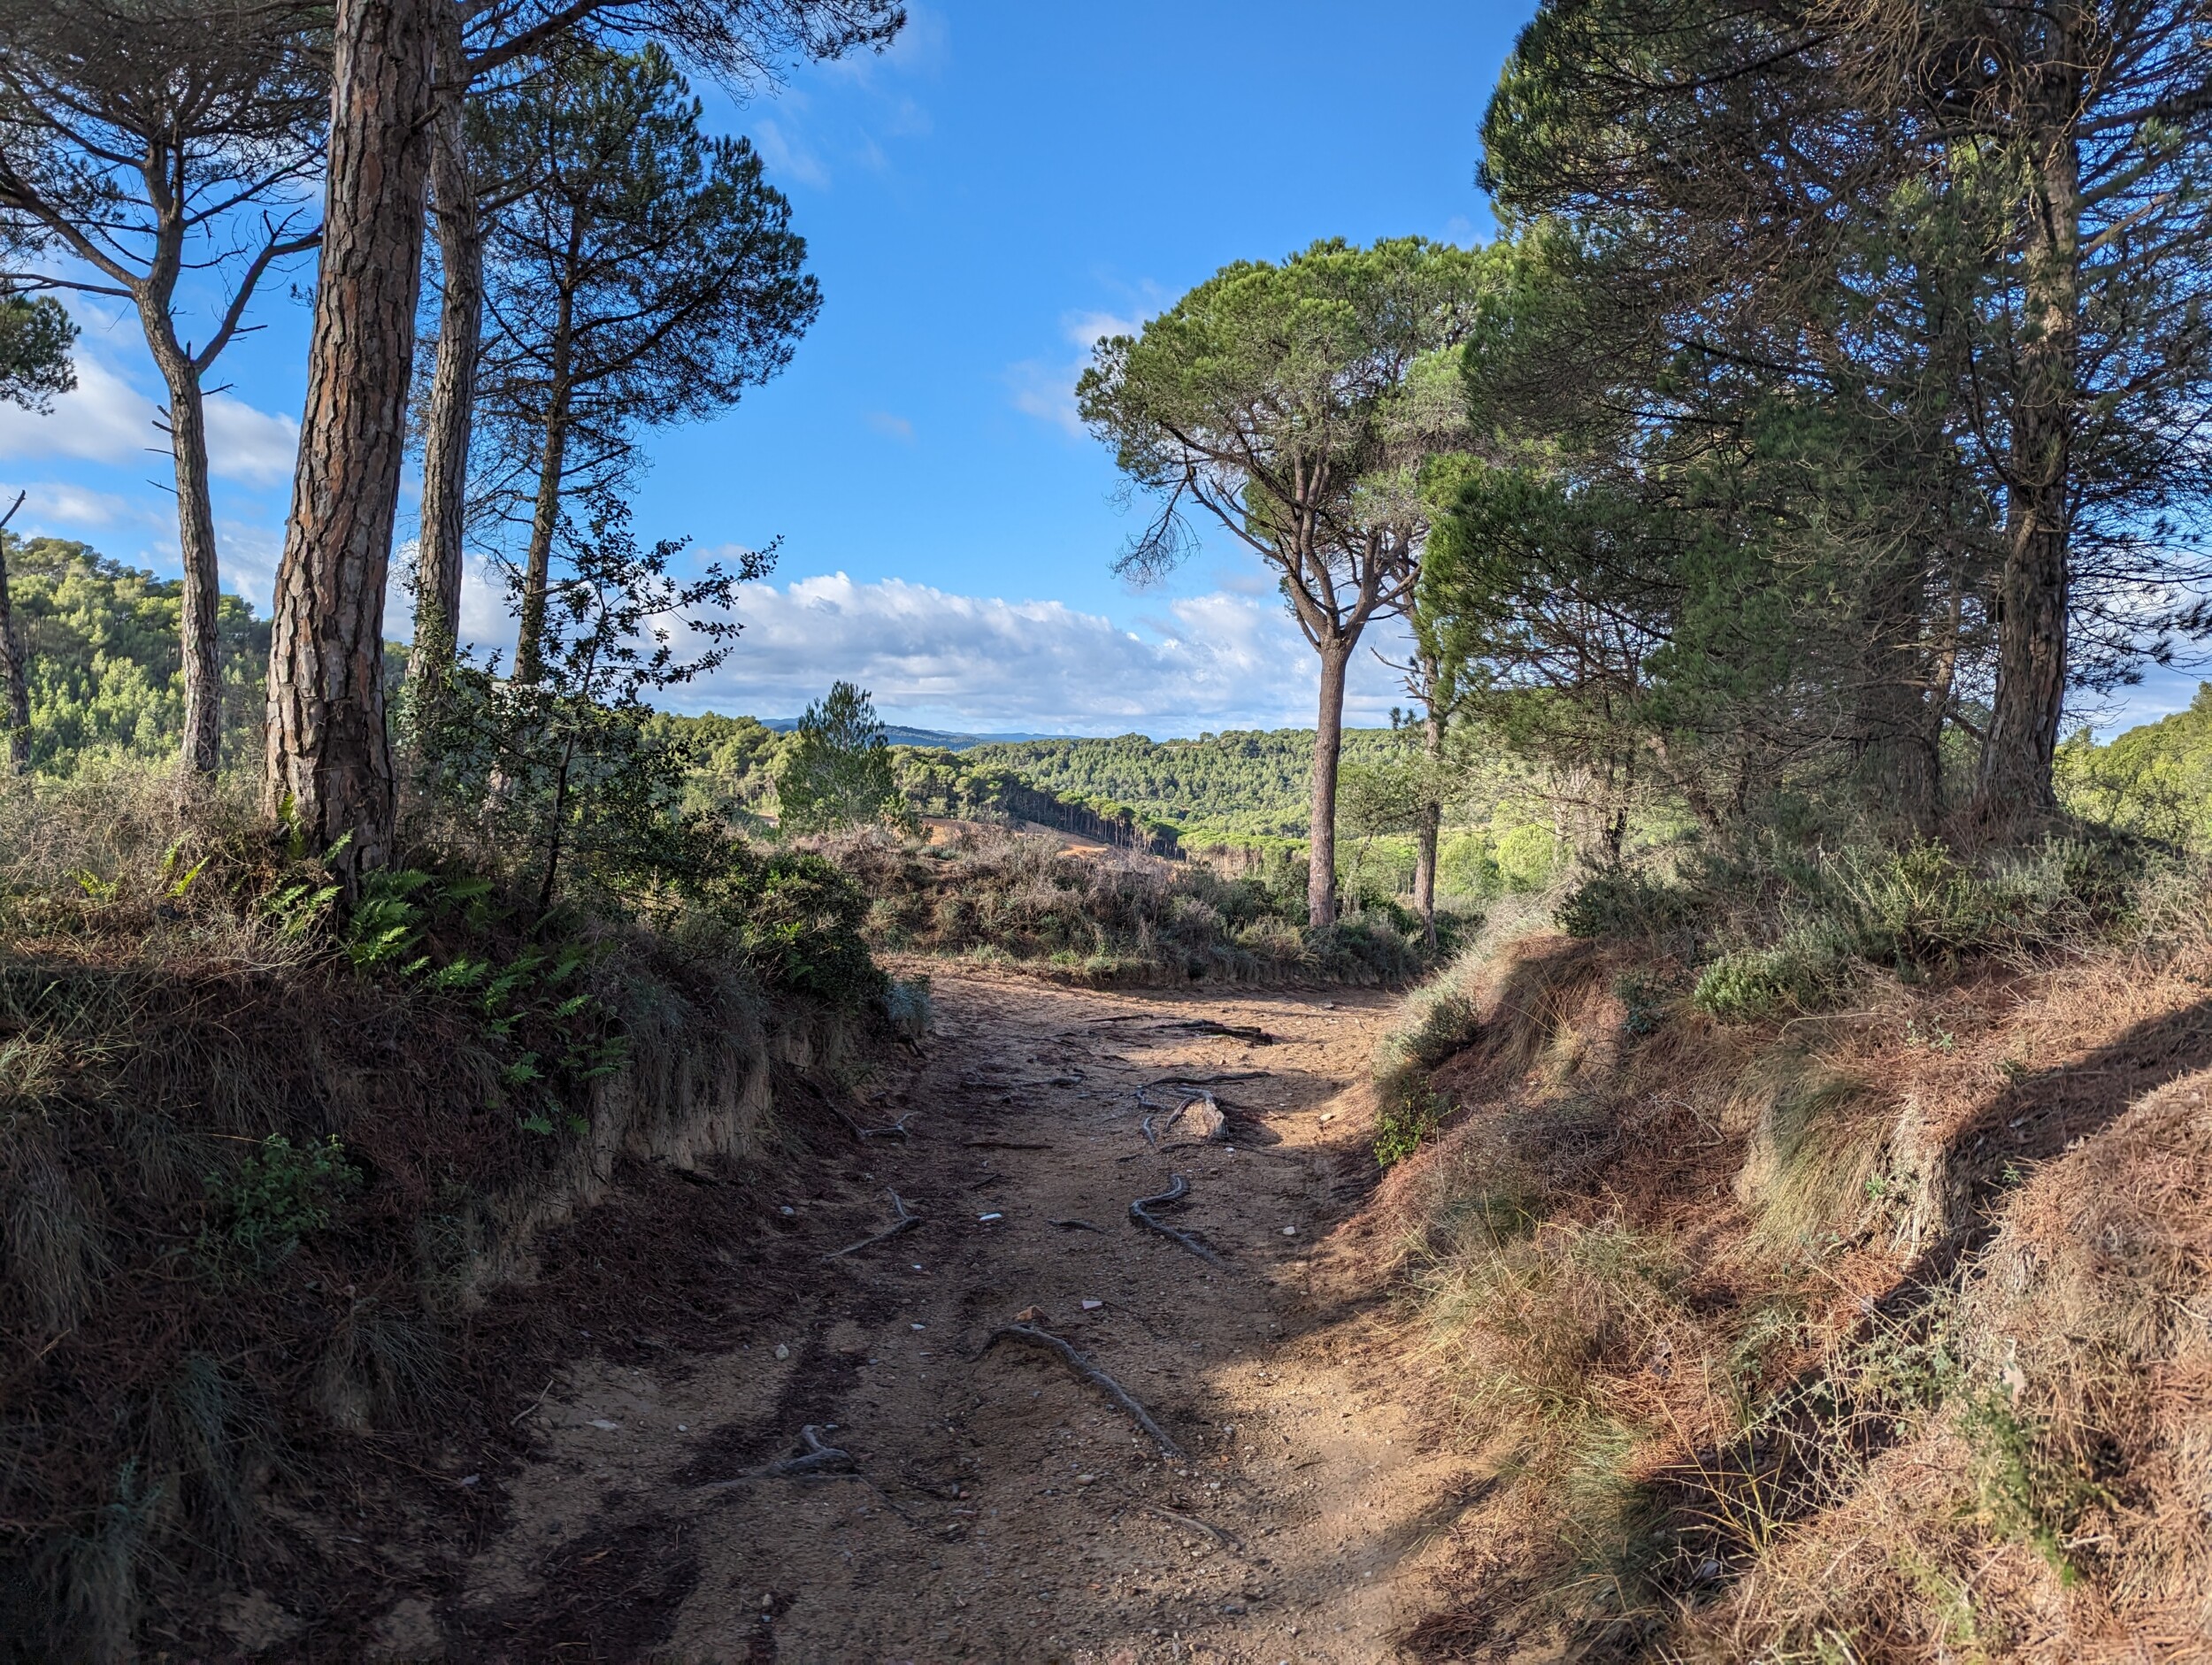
[1,0,2197,736]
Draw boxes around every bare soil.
[407,965,1483,1663]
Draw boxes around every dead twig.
[510,1377,557,1426]
[824,1190,923,1260]
[1128,1175,1224,1265]
[699,1424,854,1487]
[979,1324,1183,1459]
[855,1109,916,1141]
[1143,1501,1241,1549]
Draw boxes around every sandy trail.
[440,966,1477,1663]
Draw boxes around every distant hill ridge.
[757,718,1067,750]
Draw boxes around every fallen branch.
[700,1424,854,1487]
[980,1324,1183,1459]
[824,1190,923,1260]
[1128,1175,1224,1265]
[509,1376,557,1426]
[1153,1019,1273,1045]
[855,1109,916,1141]
[1148,1071,1269,1087]
[1142,1501,1240,1549]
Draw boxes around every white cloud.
[1006,358,1084,438]
[1007,307,1149,439]
[216,517,286,611]
[662,570,1410,734]
[1064,311,1141,350]
[753,115,831,189]
[0,352,154,464]
[864,410,915,441]
[204,394,300,485]
[10,481,143,530]
[0,349,296,484]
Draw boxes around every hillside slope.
[1365,881,2212,1661]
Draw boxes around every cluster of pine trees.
[0,0,902,887]
[1080,1,2212,924]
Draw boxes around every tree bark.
[265,0,435,881]
[512,286,575,685]
[1413,694,1441,947]
[149,344,227,779]
[1307,639,1350,929]
[1971,31,2082,828]
[412,0,479,668]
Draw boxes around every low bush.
[813,825,1428,985]
[1690,918,1854,1021]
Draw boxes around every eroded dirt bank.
[405,967,1481,1663]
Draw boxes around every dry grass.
[1376,871,2212,1661]
[813,822,1425,986]
[0,768,879,1660]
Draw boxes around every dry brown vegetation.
[812,822,1428,986]
[1373,892,2212,1662]
[0,771,883,1660]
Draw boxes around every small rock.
[780,1205,796,1216]
[457,1474,480,1487]
[1015,1305,1048,1324]
[588,1419,619,1431]
[911,1323,926,1331]
[978,1211,1003,1223]
[1076,1472,1097,1485]
[1181,1097,1228,1141]
[772,1343,790,1361]
[1281,1226,1297,1237]
[1079,1298,1103,1311]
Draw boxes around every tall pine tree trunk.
[513,293,574,685]
[1413,693,1442,947]
[1307,639,1350,929]
[150,345,226,779]
[412,0,479,668]
[265,0,435,881]
[1972,42,2081,826]
[1853,547,1942,834]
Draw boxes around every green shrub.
[203,1135,358,1269]
[1557,866,1695,940]
[1827,839,1994,970]
[1693,921,1851,1022]
[1374,1085,1444,1167]
[712,848,885,1007]
[1495,823,1565,894]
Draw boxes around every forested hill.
[961,729,1412,840]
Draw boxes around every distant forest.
[964,730,1417,841]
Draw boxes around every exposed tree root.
[700,1424,854,1487]
[979,1324,1184,1459]
[824,1190,923,1260]
[1152,1019,1274,1045]
[1148,1070,1270,1087]
[1128,1174,1225,1265]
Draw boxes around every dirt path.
[434,967,1478,1663]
